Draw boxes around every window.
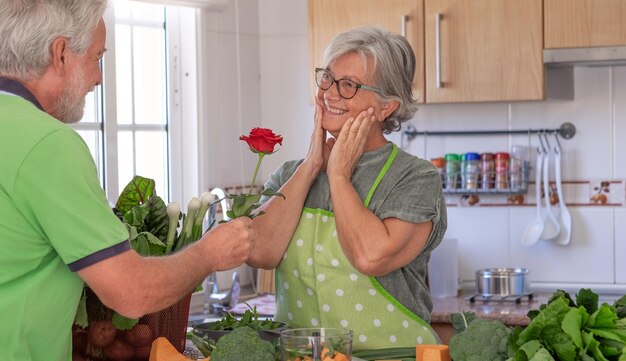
[73,0,197,203]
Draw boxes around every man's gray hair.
[323,26,418,133]
[0,0,108,79]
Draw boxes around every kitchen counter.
[429,291,551,344]
[431,291,550,326]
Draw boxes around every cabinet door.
[424,0,544,103]
[545,0,626,49]
[308,0,424,103]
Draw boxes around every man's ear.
[377,100,400,122]
[50,37,69,75]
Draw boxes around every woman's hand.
[302,103,334,174]
[327,107,376,180]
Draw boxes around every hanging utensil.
[552,133,572,245]
[521,146,545,246]
[539,133,560,241]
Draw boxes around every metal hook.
[553,130,562,154]
[543,131,551,152]
[537,131,546,154]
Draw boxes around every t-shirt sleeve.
[259,159,302,204]
[377,158,443,226]
[13,129,129,269]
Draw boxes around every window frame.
[90,3,199,205]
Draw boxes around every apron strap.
[363,143,398,207]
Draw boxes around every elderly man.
[0,1,255,359]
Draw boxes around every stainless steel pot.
[475,268,529,297]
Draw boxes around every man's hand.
[200,217,256,271]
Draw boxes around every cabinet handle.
[401,15,409,37]
[435,13,443,88]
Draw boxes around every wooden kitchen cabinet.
[308,0,425,103]
[424,0,544,103]
[544,0,626,49]
[308,0,544,104]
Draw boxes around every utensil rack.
[402,122,576,141]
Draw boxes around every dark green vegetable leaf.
[576,289,599,315]
[112,312,139,330]
[449,311,476,333]
[131,232,166,256]
[115,176,155,213]
[260,188,285,199]
[230,193,261,218]
[590,304,618,329]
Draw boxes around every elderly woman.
[248,25,447,349]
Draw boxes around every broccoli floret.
[210,326,276,361]
[449,318,512,361]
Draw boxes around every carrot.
[333,352,349,361]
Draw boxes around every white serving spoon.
[552,138,572,245]
[540,139,561,241]
[521,149,545,246]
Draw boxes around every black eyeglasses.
[314,68,384,100]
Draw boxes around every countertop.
[430,291,550,327]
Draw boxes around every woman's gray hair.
[0,0,108,80]
[323,26,418,133]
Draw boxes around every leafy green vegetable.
[448,316,512,361]
[115,175,155,213]
[507,288,626,361]
[209,306,282,331]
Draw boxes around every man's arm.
[78,217,254,319]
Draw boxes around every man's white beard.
[54,67,87,124]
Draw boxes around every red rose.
[239,127,283,154]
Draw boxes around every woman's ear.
[377,100,400,122]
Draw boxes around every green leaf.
[261,188,285,199]
[73,289,89,328]
[143,195,170,244]
[230,194,261,218]
[115,176,156,213]
[448,312,475,333]
[590,304,618,329]
[131,231,166,256]
[562,308,584,348]
[112,312,139,330]
[124,203,150,227]
[576,289,599,315]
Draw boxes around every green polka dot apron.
[275,144,440,350]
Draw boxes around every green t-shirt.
[0,94,129,361]
[263,142,448,322]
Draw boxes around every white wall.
[205,0,626,294]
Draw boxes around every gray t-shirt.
[263,142,447,322]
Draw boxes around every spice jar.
[461,152,480,190]
[495,152,510,190]
[444,153,461,190]
[480,153,495,190]
[431,157,446,189]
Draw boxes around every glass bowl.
[280,328,353,361]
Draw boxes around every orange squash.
[149,337,209,361]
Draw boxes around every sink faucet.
[202,272,241,315]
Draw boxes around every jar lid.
[495,152,510,159]
[462,152,480,161]
[480,152,494,160]
[430,157,445,167]
[444,153,460,161]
